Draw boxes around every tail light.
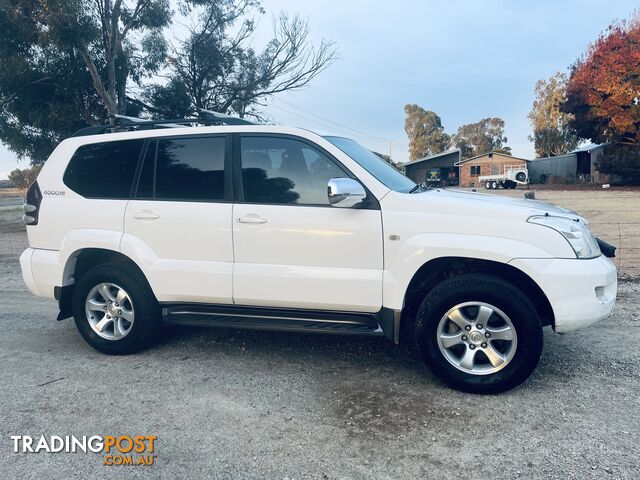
[23,181,42,225]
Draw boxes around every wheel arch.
[58,248,148,320]
[402,256,554,328]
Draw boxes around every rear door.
[123,134,234,304]
[232,134,384,312]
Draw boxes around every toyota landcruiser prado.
[19,118,617,393]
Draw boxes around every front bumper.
[508,255,617,333]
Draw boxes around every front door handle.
[133,211,159,220]
[236,215,267,224]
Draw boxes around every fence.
[589,220,640,277]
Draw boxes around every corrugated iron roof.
[404,148,461,166]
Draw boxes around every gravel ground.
[1,207,639,479]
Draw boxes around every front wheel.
[415,274,543,393]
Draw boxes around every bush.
[597,144,640,185]
[549,174,577,185]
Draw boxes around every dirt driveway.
[1,205,639,479]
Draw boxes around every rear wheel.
[485,182,491,189]
[72,263,160,354]
[414,274,543,393]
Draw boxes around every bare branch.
[79,42,115,114]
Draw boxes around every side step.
[162,304,385,337]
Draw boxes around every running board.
[162,304,386,337]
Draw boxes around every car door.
[122,134,234,304]
[232,134,384,313]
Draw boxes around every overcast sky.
[1,0,637,178]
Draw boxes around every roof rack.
[71,109,258,137]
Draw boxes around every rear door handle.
[133,211,159,220]
[236,215,267,224]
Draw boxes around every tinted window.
[64,139,144,199]
[136,136,226,201]
[241,137,346,205]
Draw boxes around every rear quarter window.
[63,139,145,199]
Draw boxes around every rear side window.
[64,139,144,199]
[136,136,226,201]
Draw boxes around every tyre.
[414,273,543,393]
[72,262,160,355]
[491,181,498,189]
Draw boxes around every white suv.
[19,119,617,393]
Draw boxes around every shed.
[403,149,461,186]
[573,143,608,183]
[528,144,609,183]
[528,153,578,183]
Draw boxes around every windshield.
[325,136,417,193]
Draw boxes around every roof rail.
[71,110,257,137]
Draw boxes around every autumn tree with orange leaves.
[563,15,640,145]
[562,14,640,183]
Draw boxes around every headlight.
[528,215,601,259]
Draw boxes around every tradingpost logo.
[10,435,157,466]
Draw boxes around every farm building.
[403,149,461,186]
[455,151,530,188]
[528,144,608,184]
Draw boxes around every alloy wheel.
[436,301,517,375]
[85,282,135,341]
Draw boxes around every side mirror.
[327,178,366,208]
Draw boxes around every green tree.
[143,5,336,118]
[0,0,170,163]
[451,118,511,159]
[0,0,336,164]
[403,104,450,161]
[528,72,579,158]
[8,165,41,188]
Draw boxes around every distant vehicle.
[19,114,617,393]
[480,164,529,189]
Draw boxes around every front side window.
[240,136,346,205]
[64,139,144,199]
[136,136,226,201]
